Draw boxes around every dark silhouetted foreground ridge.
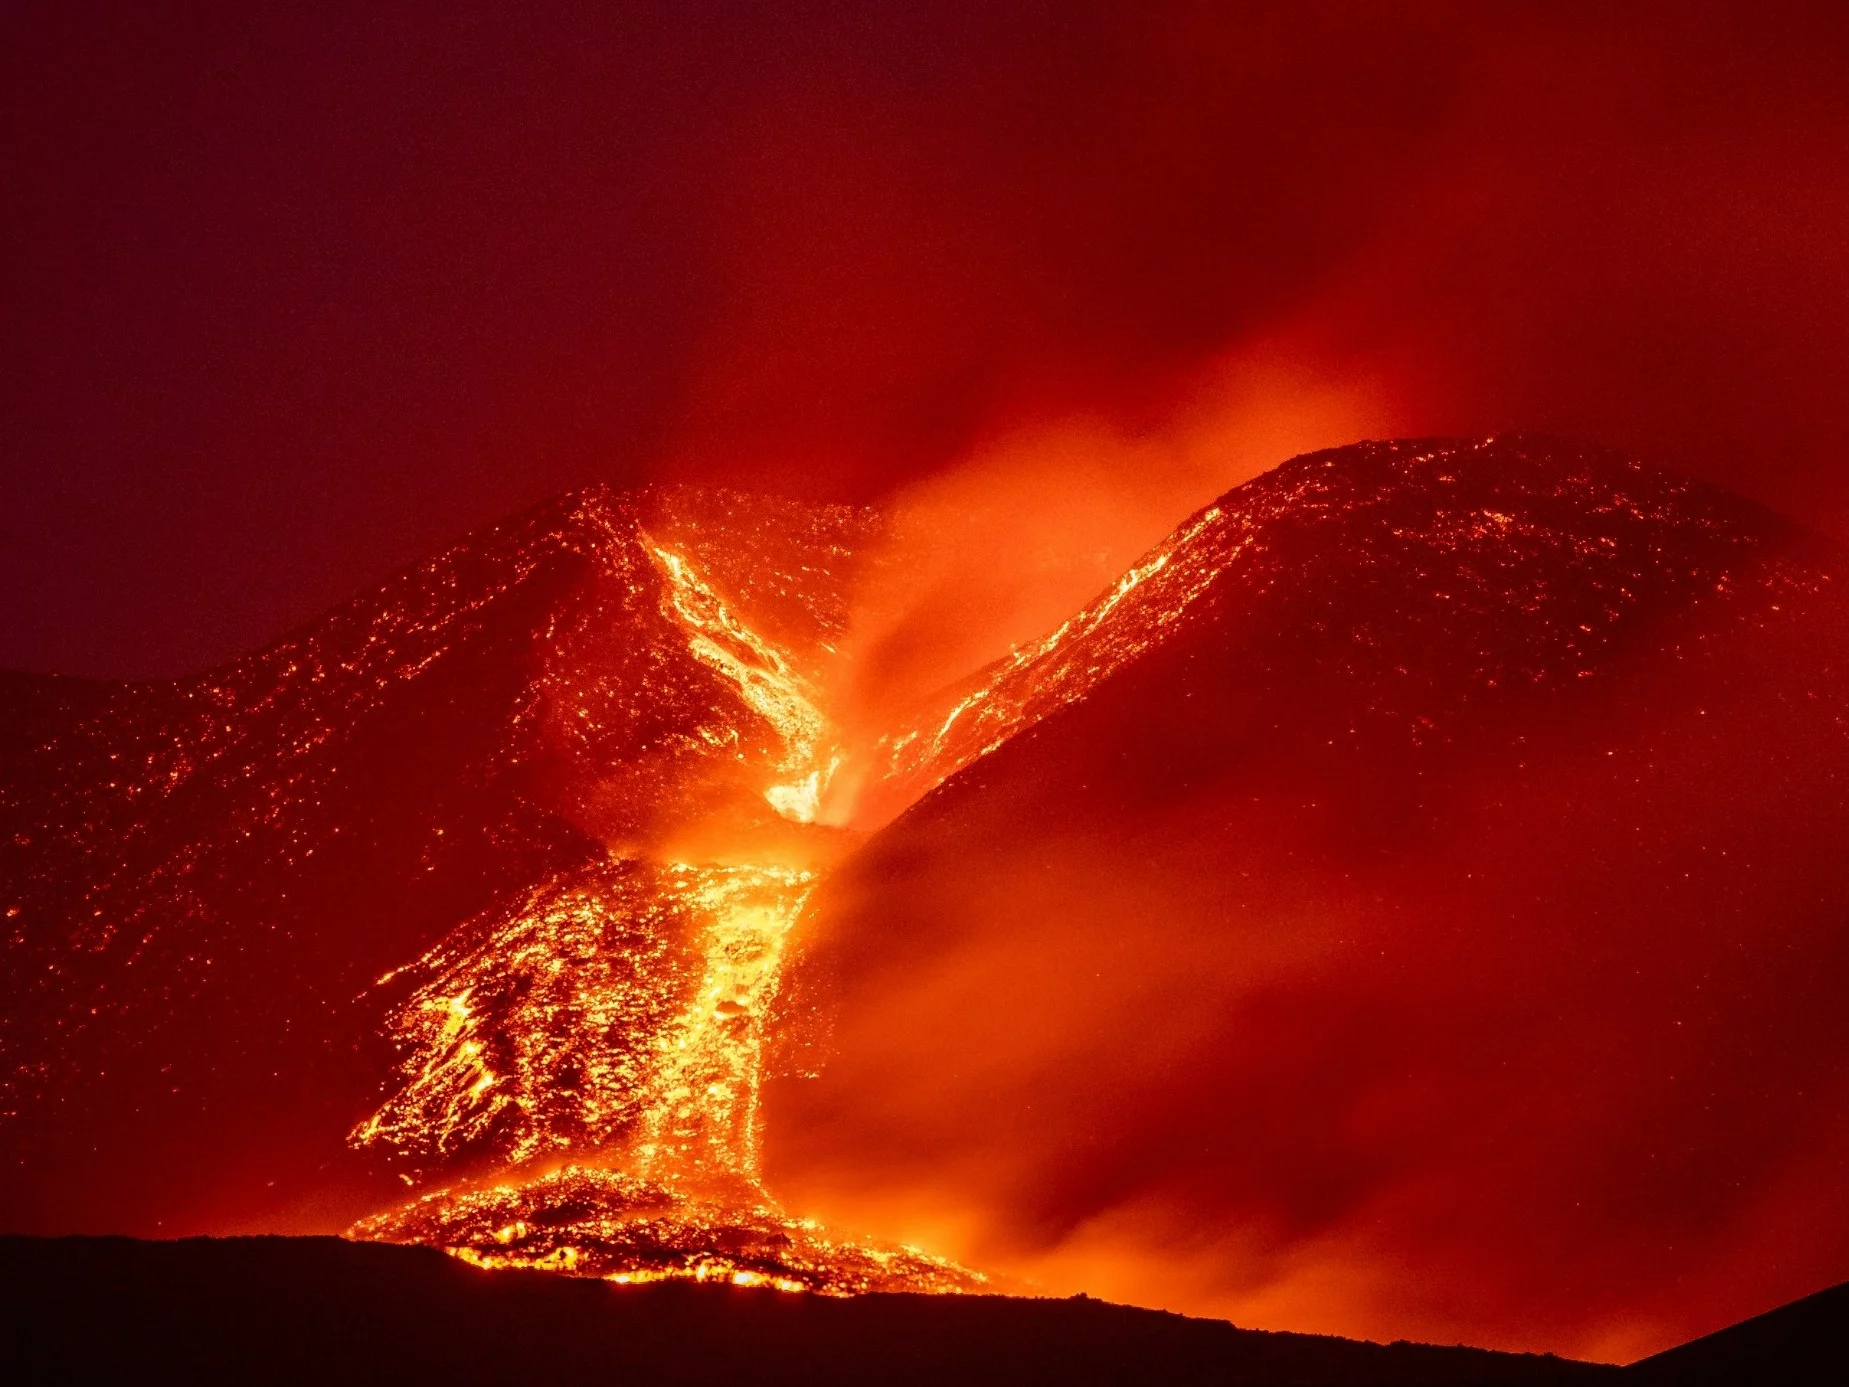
[0,1234,1612,1386]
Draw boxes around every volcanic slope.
[768,437,1849,1359]
[0,485,874,1239]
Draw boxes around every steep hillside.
[0,486,873,1235]
[768,438,1849,1357]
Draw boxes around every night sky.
[6,2,1849,677]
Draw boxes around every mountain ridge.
[0,1232,1619,1385]
[4,439,1847,1357]
[0,482,871,1234]
[861,435,1838,825]
[766,436,1849,1356]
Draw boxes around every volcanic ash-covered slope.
[0,486,872,1236]
[768,437,1849,1358]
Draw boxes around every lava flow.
[11,446,1849,1353]
[345,527,982,1294]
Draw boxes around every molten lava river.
[343,526,985,1294]
[332,465,1254,1296]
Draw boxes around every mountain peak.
[857,435,1833,822]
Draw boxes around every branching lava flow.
[347,521,983,1294]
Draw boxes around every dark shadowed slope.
[0,1235,1613,1387]
[1626,1277,1849,1385]
[0,486,874,1237]
[768,438,1849,1359]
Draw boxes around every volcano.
[0,482,978,1291]
[4,438,1848,1359]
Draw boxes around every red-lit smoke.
[766,441,1849,1362]
[8,4,1849,675]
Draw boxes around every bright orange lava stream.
[346,534,983,1294]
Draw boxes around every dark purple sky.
[6,2,1849,676]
